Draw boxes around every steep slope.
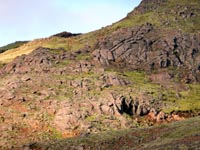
[0,0,200,149]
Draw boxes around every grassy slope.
[113,0,200,33]
[35,116,200,150]
[123,71,200,114]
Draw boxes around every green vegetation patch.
[169,84,200,112]
[111,0,200,33]
[120,70,200,113]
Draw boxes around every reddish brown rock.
[156,111,166,122]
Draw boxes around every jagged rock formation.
[0,47,59,74]
[93,24,200,83]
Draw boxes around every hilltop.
[0,0,199,149]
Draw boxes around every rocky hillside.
[0,0,200,149]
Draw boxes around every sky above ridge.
[0,0,141,47]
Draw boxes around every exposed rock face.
[53,95,156,132]
[0,47,56,74]
[93,23,200,82]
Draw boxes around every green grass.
[117,70,200,113]
[111,0,200,33]
[123,71,162,97]
[162,84,200,113]
[111,11,161,30]
[170,84,200,112]
[75,53,91,61]
[123,71,149,85]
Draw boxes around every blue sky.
[0,0,141,46]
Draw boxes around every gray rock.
[92,23,200,83]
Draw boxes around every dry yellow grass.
[0,38,49,63]
[0,46,34,63]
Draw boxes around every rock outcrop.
[0,47,75,75]
[93,23,200,83]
